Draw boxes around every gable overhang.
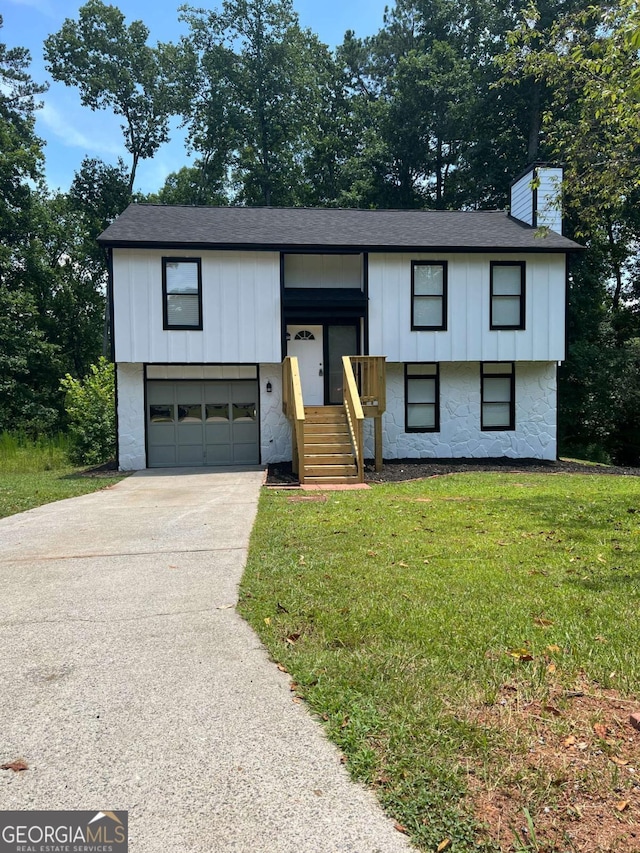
[99,239,583,254]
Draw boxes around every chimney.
[509,164,563,234]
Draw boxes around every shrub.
[60,357,115,466]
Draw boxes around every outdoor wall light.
[266,381,272,393]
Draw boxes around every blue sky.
[3,0,390,194]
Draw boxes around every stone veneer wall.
[260,365,292,463]
[116,363,146,470]
[363,361,557,461]
[116,360,557,470]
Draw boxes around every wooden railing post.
[282,356,306,483]
[347,355,386,473]
[342,356,365,483]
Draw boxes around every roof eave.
[97,238,584,253]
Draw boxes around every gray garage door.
[147,380,259,467]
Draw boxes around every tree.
[179,0,333,205]
[146,163,229,206]
[44,0,176,192]
[0,18,64,432]
[499,0,640,462]
[60,357,115,465]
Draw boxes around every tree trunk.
[527,81,542,163]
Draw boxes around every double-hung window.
[162,258,202,330]
[481,363,515,430]
[405,363,440,432]
[411,261,447,331]
[490,262,525,330]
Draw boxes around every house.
[98,164,582,484]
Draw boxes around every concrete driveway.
[0,469,412,852]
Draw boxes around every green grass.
[0,432,124,519]
[239,473,640,851]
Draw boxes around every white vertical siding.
[536,167,563,234]
[510,166,563,234]
[113,249,282,364]
[510,172,535,225]
[367,252,566,363]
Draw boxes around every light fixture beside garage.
[266,381,272,393]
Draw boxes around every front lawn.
[240,473,640,852]
[0,434,124,519]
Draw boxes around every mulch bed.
[266,458,640,486]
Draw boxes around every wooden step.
[303,442,352,454]
[303,453,354,465]
[304,410,346,422]
[304,406,343,415]
[304,475,360,485]
[304,423,350,435]
[304,464,357,477]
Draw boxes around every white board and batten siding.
[368,252,566,363]
[112,248,282,364]
[510,166,563,234]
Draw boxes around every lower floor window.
[405,363,439,431]
[481,362,515,430]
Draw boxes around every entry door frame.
[286,320,361,406]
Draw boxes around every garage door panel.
[177,445,204,466]
[233,443,258,464]
[232,421,257,442]
[206,443,234,464]
[204,383,230,403]
[176,423,204,442]
[205,423,231,444]
[147,379,259,468]
[149,445,178,466]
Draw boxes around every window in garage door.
[147,380,258,467]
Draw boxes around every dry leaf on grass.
[508,648,534,661]
[1,760,28,772]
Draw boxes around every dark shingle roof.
[97,204,583,252]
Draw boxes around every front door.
[287,324,324,405]
[327,324,358,404]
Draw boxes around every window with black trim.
[405,363,439,432]
[490,261,525,330]
[411,261,447,330]
[481,363,515,430]
[162,258,202,330]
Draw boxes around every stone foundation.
[363,361,557,461]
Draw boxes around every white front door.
[287,324,324,405]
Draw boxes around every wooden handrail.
[349,355,386,473]
[282,356,306,482]
[342,355,365,483]
[349,356,387,415]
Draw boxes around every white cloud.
[39,102,123,157]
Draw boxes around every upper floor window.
[405,363,440,432]
[490,261,525,330]
[481,362,515,430]
[162,258,202,330]
[411,261,447,331]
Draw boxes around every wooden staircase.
[302,406,359,484]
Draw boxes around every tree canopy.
[1,0,640,462]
